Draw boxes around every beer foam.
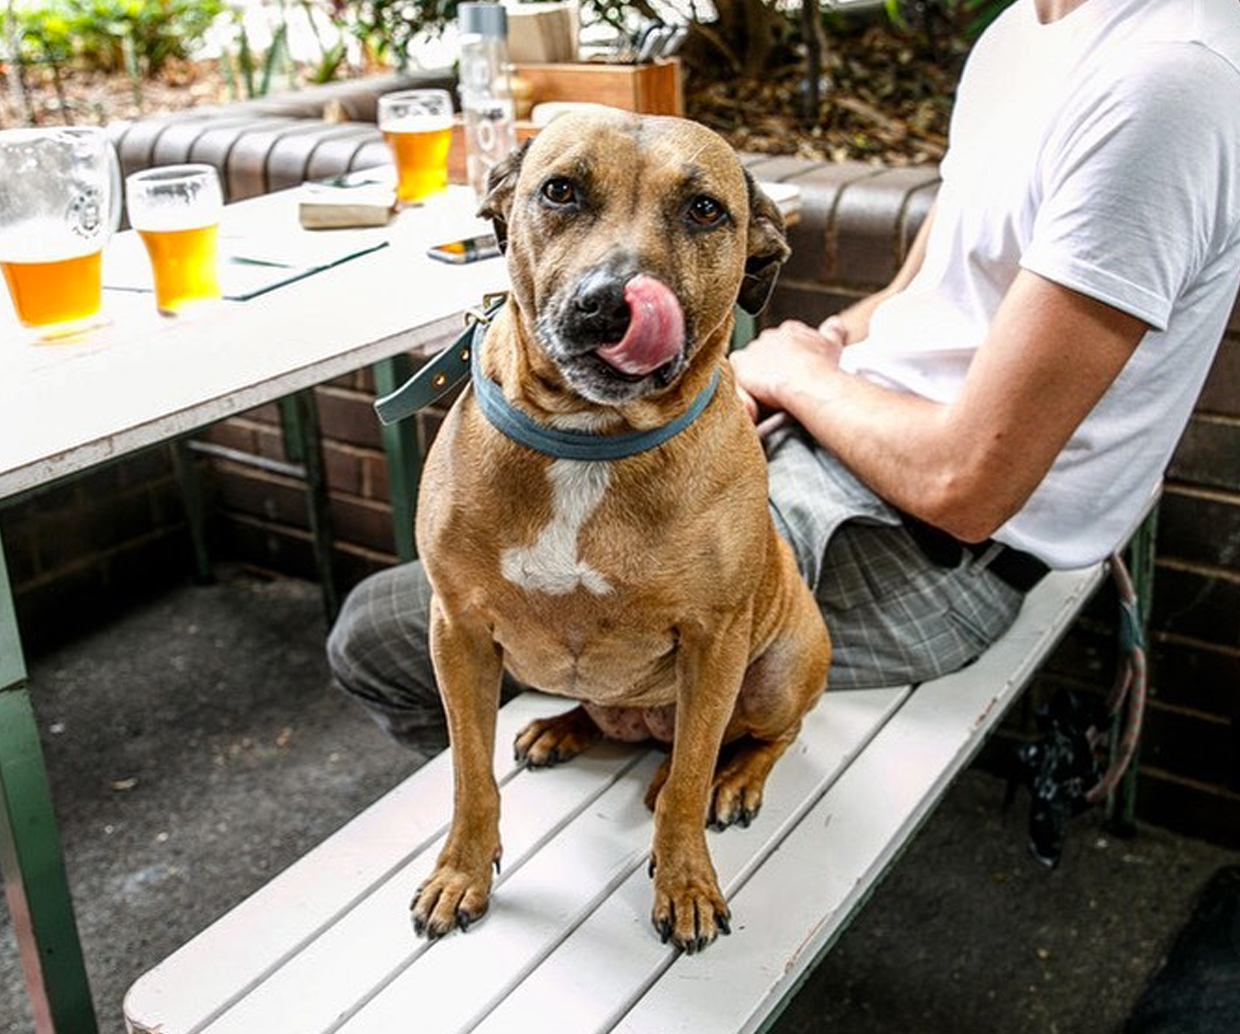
[381,114,454,134]
[129,207,221,233]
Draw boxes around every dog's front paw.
[648,854,732,954]
[411,858,497,938]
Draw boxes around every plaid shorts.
[327,423,1027,751]
[763,423,1025,690]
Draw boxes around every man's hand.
[731,317,848,423]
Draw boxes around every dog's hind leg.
[705,731,801,830]
[699,581,832,831]
[641,729,798,829]
[514,705,603,767]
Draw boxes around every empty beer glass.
[0,126,121,340]
[125,164,224,316]
[378,88,454,204]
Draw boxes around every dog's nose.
[569,270,631,343]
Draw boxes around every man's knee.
[325,563,433,699]
[326,564,449,753]
[325,574,379,692]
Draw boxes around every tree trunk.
[711,0,785,76]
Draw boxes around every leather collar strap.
[373,297,506,426]
[375,298,720,462]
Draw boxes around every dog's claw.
[717,912,732,936]
[457,911,472,933]
[658,917,673,944]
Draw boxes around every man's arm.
[732,268,1149,542]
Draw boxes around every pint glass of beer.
[0,126,121,340]
[125,164,224,316]
[378,89,454,204]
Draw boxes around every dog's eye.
[541,177,578,207]
[686,195,727,227]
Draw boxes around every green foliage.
[299,0,348,83]
[11,3,75,65]
[960,0,1016,39]
[12,0,224,75]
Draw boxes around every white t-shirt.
[840,0,1240,567]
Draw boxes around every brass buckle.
[465,292,508,328]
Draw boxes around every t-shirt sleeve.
[1021,44,1240,332]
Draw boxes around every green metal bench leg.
[279,391,340,622]
[373,356,421,563]
[0,531,98,1034]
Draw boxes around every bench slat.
[197,741,650,1033]
[610,564,1106,1034]
[332,751,667,1033]
[426,687,913,1034]
[125,693,582,1033]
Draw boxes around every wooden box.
[513,58,684,116]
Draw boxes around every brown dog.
[411,109,831,953]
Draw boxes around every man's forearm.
[746,270,1150,545]
[775,363,983,534]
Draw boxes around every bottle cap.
[459,2,507,38]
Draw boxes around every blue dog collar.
[374,297,719,462]
[470,338,719,462]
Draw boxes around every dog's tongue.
[594,275,684,376]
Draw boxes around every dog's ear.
[737,172,792,315]
[475,139,531,254]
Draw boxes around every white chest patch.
[501,459,613,595]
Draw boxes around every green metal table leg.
[0,531,98,1034]
[373,355,421,563]
[279,391,340,622]
[170,438,214,584]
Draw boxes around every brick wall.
[1,449,193,655]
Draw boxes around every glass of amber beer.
[0,126,121,340]
[125,164,224,316]
[377,88,454,204]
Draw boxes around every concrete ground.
[2,568,1237,1034]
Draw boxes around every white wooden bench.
[124,546,1150,1034]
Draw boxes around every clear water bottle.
[458,2,517,198]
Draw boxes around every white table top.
[0,184,505,501]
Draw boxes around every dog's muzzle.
[542,269,688,403]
